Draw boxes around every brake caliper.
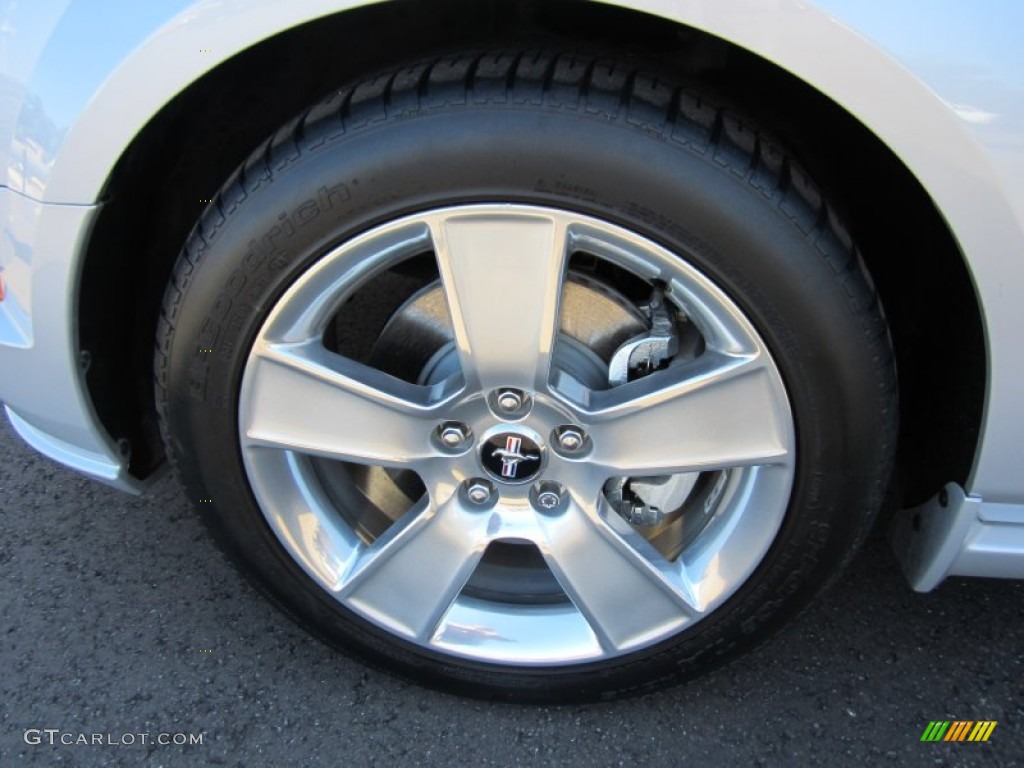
[605,283,693,526]
[606,283,679,386]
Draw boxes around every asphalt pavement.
[1,415,1020,767]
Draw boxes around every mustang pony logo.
[491,436,539,478]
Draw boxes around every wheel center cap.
[481,431,544,483]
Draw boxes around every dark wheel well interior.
[80,0,984,507]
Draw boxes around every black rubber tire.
[155,49,897,703]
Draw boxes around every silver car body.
[0,0,1022,590]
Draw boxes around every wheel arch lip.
[0,0,1020,502]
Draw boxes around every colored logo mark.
[920,721,997,742]
[481,432,542,483]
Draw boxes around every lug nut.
[496,389,523,412]
[438,421,471,449]
[466,480,493,505]
[533,481,565,513]
[537,491,560,509]
[490,388,532,419]
[555,426,586,453]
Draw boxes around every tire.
[156,50,897,702]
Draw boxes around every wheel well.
[80,0,984,506]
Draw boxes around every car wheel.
[156,50,896,702]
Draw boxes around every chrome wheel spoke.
[240,340,441,466]
[538,499,700,652]
[432,211,568,391]
[585,352,791,476]
[339,497,489,641]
